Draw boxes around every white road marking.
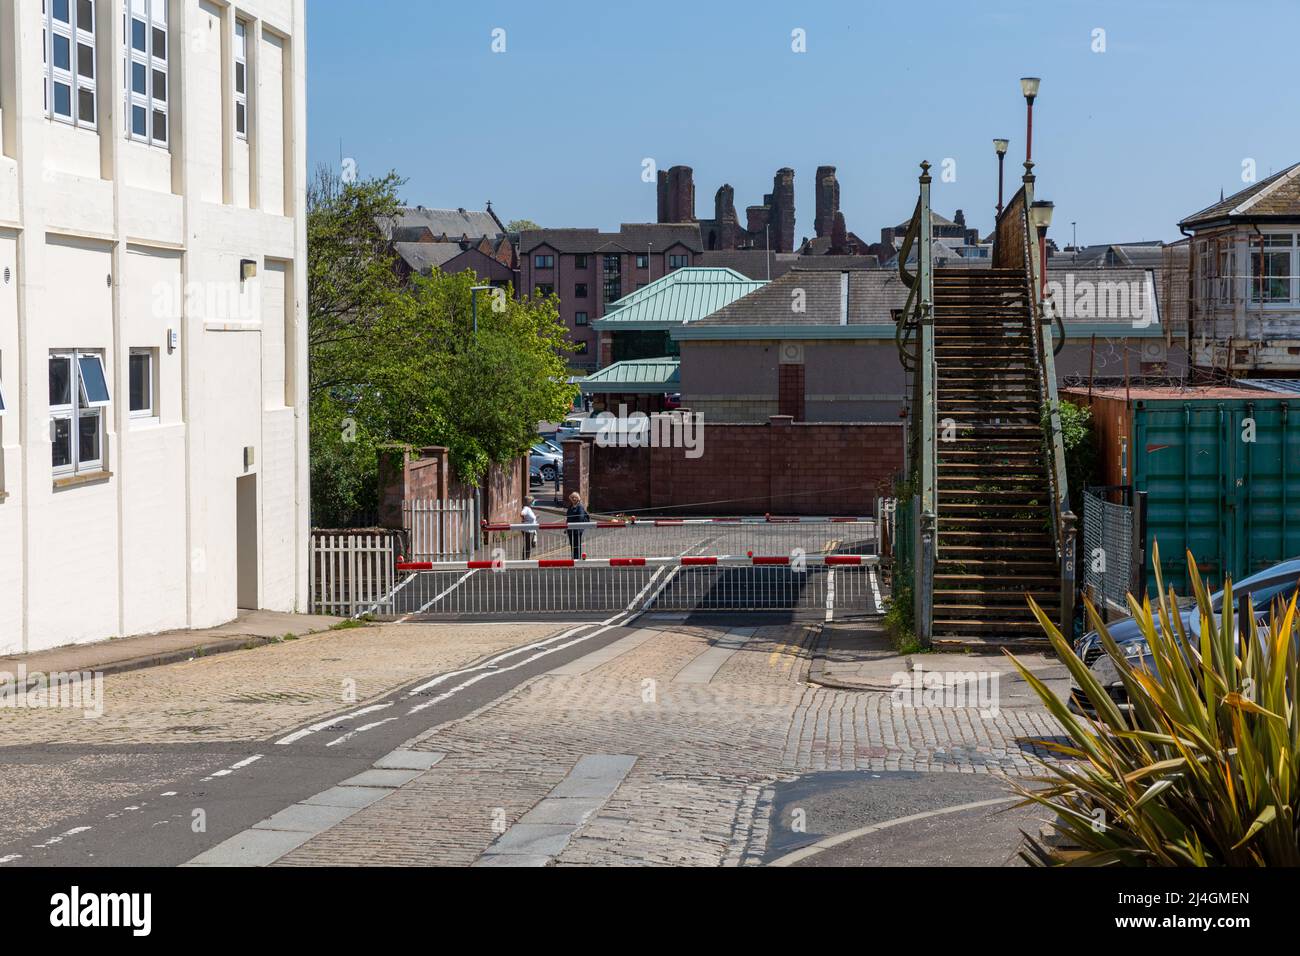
[868,566,883,613]
[203,753,264,780]
[0,855,21,865]
[400,569,478,621]
[767,796,1020,867]
[161,791,178,797]
[275,703,394,746]
[324,717,399,748]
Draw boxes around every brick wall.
[588,416,903,516]
[377,445,525,527]
[778,364,806,420]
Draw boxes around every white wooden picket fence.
[309,530,402,617]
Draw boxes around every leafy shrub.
[1010,545,1300,866]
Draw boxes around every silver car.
[1070,557,1300,715]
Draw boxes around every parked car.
[1070,557,1300,715]
[529,444,563,484]
[553,418,584,442]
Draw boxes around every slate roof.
[393,242,469,273]
[696,250,800,280]
[891,209,960,232]
[674,265,1162,338]
[379,206,505,242]
[593,268,766,329]
[686,269,910,329]
[520,224,703,255]
[1180,162,1300,228]
[578,358,681,393]
[1062,242,1166,269]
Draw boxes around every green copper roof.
[577,358,681,393]
[592,267,766,330]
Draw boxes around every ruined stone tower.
[814,166,841,239]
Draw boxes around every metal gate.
[1081,487,1147,616]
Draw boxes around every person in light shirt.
[520,496,539,559]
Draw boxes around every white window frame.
[50,350,109,478]
[234,18,250,140]
[124,0,168,147]
[45,0,98,129]
[1249,231,1299,308]
[128,347,158,423]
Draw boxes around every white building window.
[45,0,98,128]
[129,347,157,421]
[50,350,110,477]
[235,19,250,140]
[1250,233,1299,306]
[124,0,167,146]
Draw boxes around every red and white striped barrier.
[396,554,878,573]
[479,515,873,532]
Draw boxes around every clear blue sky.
[306,0,1299,246]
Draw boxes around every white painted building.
[0,0,308,654]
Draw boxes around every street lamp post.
[1030,200,1054,298]
[468,284,496,537]
[470,284,495,335]
[1020,77,1040,164]
[993,138,1009,217]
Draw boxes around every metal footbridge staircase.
[895,161,1076,648]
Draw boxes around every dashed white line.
[324,717,399,748]
[275,703,394,746]
[202,753,264,780]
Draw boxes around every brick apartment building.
[518,224,703,370]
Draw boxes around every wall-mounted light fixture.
[240,259,258,282]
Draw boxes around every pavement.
[809,621,1072,706]
[0,610,343,684]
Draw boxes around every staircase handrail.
[996,170,1076,634]
[913,164,937,647]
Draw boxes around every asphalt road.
[0,614,649,867]
[765,770,1040,867]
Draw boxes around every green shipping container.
[1066,386,1300,594]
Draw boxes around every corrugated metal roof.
[592,268,766,329]
[1234,378,1300,395]
[578,358,681,393]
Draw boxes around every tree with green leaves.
[505,218,540,233]
[307,166,576,527]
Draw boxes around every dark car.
[1069,557,1300,715]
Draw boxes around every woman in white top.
[520,496,539,559]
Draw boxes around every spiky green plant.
[1008,543,1300,865]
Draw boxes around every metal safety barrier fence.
[361,553,881,619]
[477,515,877,563]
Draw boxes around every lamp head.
[993,138,1010,157]
[1020,76,1041,102]
[1030,199,1055,232]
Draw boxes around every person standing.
[565,492,590,560]
[520,495,539,560]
